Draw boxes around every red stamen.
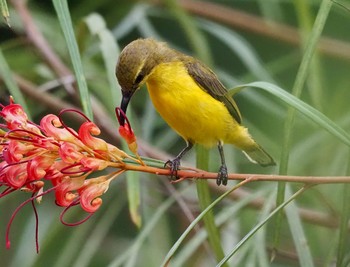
[0,187,17,198]
[60,163,91,175]
[59,197,94,226]
[58,109,91,140]
[30,192,40,253]
[115,107,131,128]
[5,185,57,250]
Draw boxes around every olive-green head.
[116,38,175,124]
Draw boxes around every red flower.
[0,98,141,252]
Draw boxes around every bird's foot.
[217,165,228,186]
[165,158,181,181]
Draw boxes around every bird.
[116,38,275,185]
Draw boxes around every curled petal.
[79,178,110,213]
[44,161,67,180]
[27,155,55,180]
[40,114,76,141]
[118,124,136,145]
[78,122,108,151]
[34,137,59,151]
[0,102,28,130]
[53,176,85,207]
[2,140,32,163]
[4,163,28,188]
[80,157,109,171]
[118,124,140,157]
[59,142,83,163]
[106,144,131,164]
[0,161,7,182]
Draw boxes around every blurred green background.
[1,0,350,266]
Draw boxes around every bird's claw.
[217,165,228,186]
[165,158,181,181]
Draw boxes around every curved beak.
[119,91,133,126]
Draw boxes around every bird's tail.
[242,143,275,167]
[227,125,275,166]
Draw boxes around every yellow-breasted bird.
[116,38,275,185]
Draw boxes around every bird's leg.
[165,141,194,180]
[217,141,228,186]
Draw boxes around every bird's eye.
[134,72,144,85]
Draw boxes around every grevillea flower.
[116,107,144,165]
[0,97,142,252]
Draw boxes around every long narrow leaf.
[107,186,189,267]
[217,185,312,266]
[0,0,9,25]
[83,13,120,114]
[172,187,270,267]
[52,0,93,119]
[0,48,29,116]
[336,151,350,267]
[196,146,226,265]
[230,81,350,147]
[161,179,251,267]
[285,185,314,267]
[276,0,332,253]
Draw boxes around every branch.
[124,163,350,184]
[153,0,350,61]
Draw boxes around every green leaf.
[216,185,312,266]
[230,81,350,147]
[107,187,187,267]
[275,0,332,252]
[0,48,30,117]
[336,150,350,267]
[196,145,227,265]
[199,19,273,82]
[163,0,211,64]
[285,185,314,267]
[172,187,271,267]
[82,13,121,115]
[52,0,93,120]
[126,171,142,228]
[0,0,10,26]
[161,179,251,267]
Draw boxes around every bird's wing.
[186,61,242,124]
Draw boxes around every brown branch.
[154,0,350,61]
[124,163,350,184]
[11,0,76,94]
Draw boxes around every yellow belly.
[146,62,254,149]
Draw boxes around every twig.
[124,163,350,184]
[11,0,76,94]
[153,0,350,61]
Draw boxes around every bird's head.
[116,38,172,125]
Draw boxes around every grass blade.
[230,81,350,147]
[161,179,251,267]
[172,187,270,267]
[196,145,227,265]
[216,185,312,266]
[0,0,10,26]
[0,48,29,116]
[285,185,314,267]
[52,0,93,119]
[164,0,211,64]
[82,13,120,114]
[275,0,332,253]
[336,151,350,266]
[107,186,188,267]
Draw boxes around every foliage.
[1,0,350,266]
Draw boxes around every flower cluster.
[0,97,141,250]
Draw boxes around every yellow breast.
[145,62,246,147]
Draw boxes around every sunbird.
[116,38,275,185]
